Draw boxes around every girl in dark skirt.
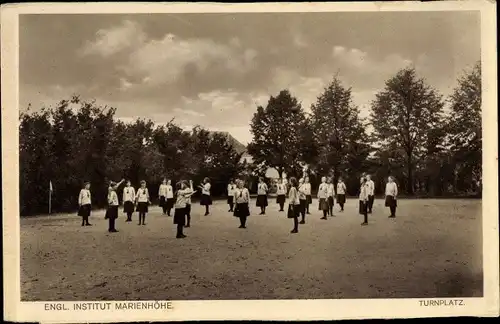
[105,180,124,232]
[135,180,151,225]
[227,179,236,212]
[174,181,195,238]
[337,178,347,211]
[185,180,195,228]
[326,177,335,216]
[318,176,329,220]
[256,177,269,215]
[122,180,136,222]
[298,178,307,224]
[304,176,312,214]
[276,178,287,212]
[77,181,92,226]
[158,178,168,215]
[198,177,212,216]
[287,177,301,233]
[385,176,398,218]
[359,176,369,225]
[233,180,251,228]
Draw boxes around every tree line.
[20,62,481,215]
[248,62,482,197]
[20,98,243,215]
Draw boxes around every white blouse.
[123,186,136,202]
[288,187,300,205]
[367,180,375,196]
[227,184,236,196]
[175,189,192,209]
[158,184,168,197]
[359,183,369,201]
[108,190,119,206]
[337,182,347,195]
[257,183,268,195]
[303,183,312,195]
[327,183,335,197]
[276,183,286,195]
[385,182,398,197]
[318,183,329,199]
[202,183,211,195]
[78,189,91,206]
[298,184,307,200]
[136,188,150,203]
[234,187,250,204]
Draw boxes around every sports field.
[20,198,482,301]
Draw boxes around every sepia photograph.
[2,1,498,322]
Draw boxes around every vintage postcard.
[2,1,498,322]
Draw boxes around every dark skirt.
[287,204,301,218]
[256,195,268,207]
[200,194,212,206]
[227,196,234,205]
[186,203,191,216]
[337,194,346,205]
[318,198,329,211]
[299,199,307,213]
[276,195,286,204]
[166,198,175,209]
[234,203,250,217]
[77,204,91,217]
[123,201,134,214]
[173,207,186,225]
[306,195,312,204]
[159,196,166,207]
[105,205,118,219]
[359,201,368,214]
[136,201,149,213]
[327,196,334,207]
[385,195,397,207]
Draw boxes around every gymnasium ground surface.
[20,198,482,300]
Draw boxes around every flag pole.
[49,181,52,214]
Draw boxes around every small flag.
[49,181,53,192]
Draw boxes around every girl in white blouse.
[326,177,335,216]
[105,179,125,232]
[185,180,195,228]
[287,177,301,233]
[173,180,196,238]
[123,180,136,222]
[198,177,212,216]
[337,178,347,212]
[256,177,269,215]
[304,176,312,214]
[77,181,92,226]
[385,176,398,218]
[359,176,370,225]
[233,180,251,228]
[227,179,236,212]
[276,178,287,212]
[158,178,169,215]
[135,180,151,225]
[298,178,307,224]
[317,176,329,220]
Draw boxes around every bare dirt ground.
[20,198,482,300]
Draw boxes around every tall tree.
[446,62,482,193]
[248,89,308,178]
[310,77,370,186]
[370,68,444,194]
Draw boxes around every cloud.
[173,107,205,117]
[81,20,146,57]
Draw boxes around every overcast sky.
[20,11,480,144]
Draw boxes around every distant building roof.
[209,131,247,154]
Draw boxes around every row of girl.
[77,177,214,238]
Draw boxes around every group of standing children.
[358,174,398,225]
[77,177,213,237]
